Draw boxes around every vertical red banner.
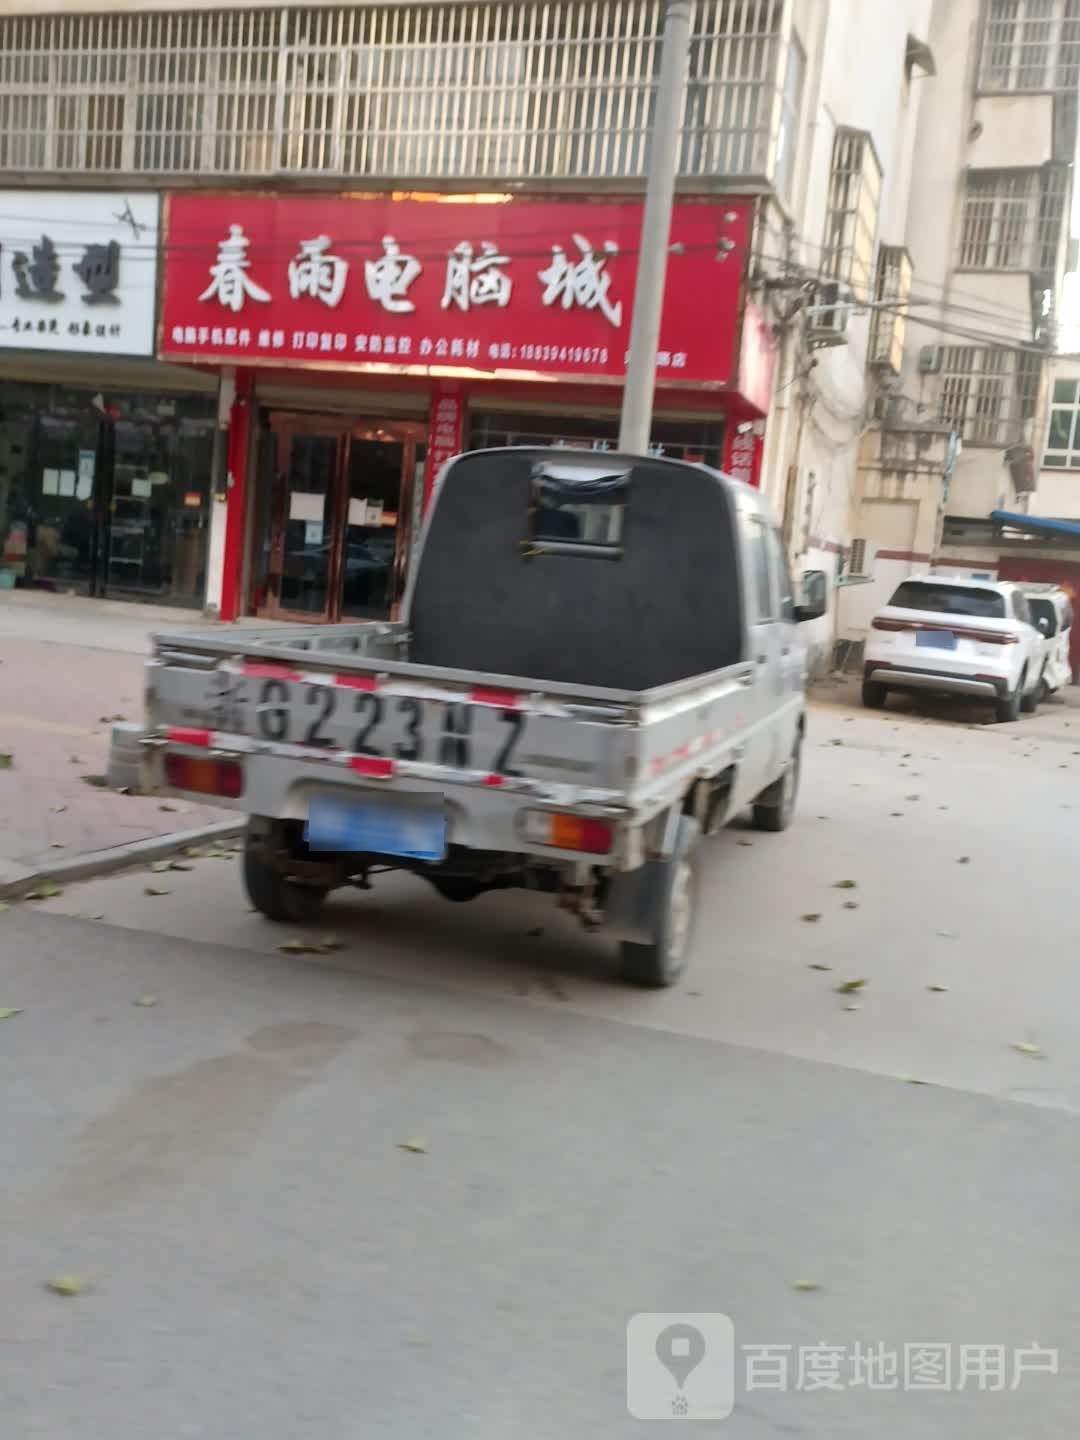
[425,383,465,512]
[722,426,763,489]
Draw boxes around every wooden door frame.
[256,411,426,624]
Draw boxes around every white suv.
[1023,585,1074,697]
[863,576,1043,723]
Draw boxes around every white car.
[862,576,1044,722]
[1022,585,1074,696]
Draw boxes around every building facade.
[833,0,1079,658]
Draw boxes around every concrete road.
[3,694,1080,1435]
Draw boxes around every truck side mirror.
[794,569,828,623]
[1037,616,1050,635]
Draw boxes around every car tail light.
[970,631,1018,645]
[522,810,614,854]
[871,618,908,632]
[164,752,244,799]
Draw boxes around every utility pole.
[618,0,693,455]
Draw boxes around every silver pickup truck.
[128,447,825,987]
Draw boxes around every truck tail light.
[871,618,907,632]
[164,752,244,799]
[523,810,613,854]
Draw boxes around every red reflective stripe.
[167,726,212,747]
[483,773,506,787]
[348,755,395,778]
[470,687,521,708]
[334,674,380,691]
[241,662,303,680]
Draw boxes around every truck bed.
[144,622,754,854]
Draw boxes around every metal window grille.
[868,245,913,373]
[0,1,786,182]
[939,345,1043,447]
[958,168,1069,272]
[980,0,1080,92]
[821,129,882,300]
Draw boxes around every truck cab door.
[736,507,783,803]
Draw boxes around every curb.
[0,820,246,901]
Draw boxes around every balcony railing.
[0,0,787,184]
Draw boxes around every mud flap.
[602,812,699,944]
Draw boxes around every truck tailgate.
[148,651,635,795]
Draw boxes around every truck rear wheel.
[619,817,700,989]
[243,826,328,924]
[752,736,801,833]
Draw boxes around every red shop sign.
[160,192,752,386]
[426,381,464,509]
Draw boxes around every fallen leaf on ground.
[842,900,859,910]
[0,753,12,770]
[0,1007,22,1020]
[791,1279,821,1292]
[0,903,9,915]
[736,839,754,847]
[159,803,178,813]
[398,1136,428,1154]
[897,1074,928,1086]
[46,1275,89,1297]
[686,988,703,997]
[891,812,904,818]
[936,929,957,939]
[50,804,67,814]
[99,714,128,724]
[144,886,171,897]
[830,739,844,747]
[168,861,195,872]
[957,856,971,864]
[801,912,822,923]
[25,883,61,900]
[133,994,158,1007]
[905,794,921,802]
[79,913,105,922]
[833,879,857,889]
[843,1002,862,1012]
[834,978,867,994]
[69,755,83,765]
[927,984,949,993]
[81,775,108,789]
[276,936,342,955]
[49,842,65,849]
[1010,1042,1045,1058]
[808,962,832,971]
[149,861,170,873]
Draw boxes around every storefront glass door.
[255,415,422,623]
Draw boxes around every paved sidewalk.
[0,635,231,877]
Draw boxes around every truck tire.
[861,680,888,709]
[752,736,801,833]
[243,827,328,924]
[619,817,700,989]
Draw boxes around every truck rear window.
[527,462,629,555]
[889,582,1005,620]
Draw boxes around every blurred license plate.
[916,630,957,650]
[305,793,446,859]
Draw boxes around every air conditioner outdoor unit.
[837,537,876,587]
[805,281,853,349]
[918,345,943,375]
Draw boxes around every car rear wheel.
[996,678,1023,724]
[862,680,888,709]
[752,736,801,832]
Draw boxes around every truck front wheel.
[619,817,700,989]
[243,826,328,924]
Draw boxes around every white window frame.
[1043,376,1080,467]
[822,128,883,301]
[939,345,1043,448]
[979,0,1080,93]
